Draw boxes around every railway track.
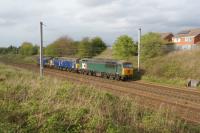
[45,67,200,105]
[2,62,200,124]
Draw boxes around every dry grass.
[146,49,200,79]
[141,49,200,86]
[94,48,114,59]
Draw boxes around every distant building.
[159,32,174,42]
[172,28,200,50]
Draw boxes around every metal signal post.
[40,21,44,77]
[138,28,141,73]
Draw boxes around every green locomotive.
[79,58,133,80]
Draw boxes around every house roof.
[159,32,173,39]
[175,28,200,37]
[197,41,200,44]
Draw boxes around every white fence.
[164,44,200,51]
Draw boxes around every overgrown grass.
[141,49,200,86]
[0,63,200,132]
[94,48,114,59]
[141,75,186,87]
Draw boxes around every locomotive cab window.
[123,63,133,68]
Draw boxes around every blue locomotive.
[37,56,53,67]
[53,57,80,72]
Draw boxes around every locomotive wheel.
[103,74,107,79]
[88,71,93,76]
[115,75,120,81]
[109,76,114,80]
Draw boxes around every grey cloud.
[0,0,200,46]
[77,0,118,7]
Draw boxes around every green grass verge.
[141,75,186,88]
[0,54,37,64]
[0,63,200,132]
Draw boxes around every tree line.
[45,36,107,58]
[0,36,107,58]
[0,32,171,60]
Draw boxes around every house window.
[174,38,180,43]
[185,37,192,42]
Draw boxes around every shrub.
[45,36,78,57]
[19,42,35,56]
[141,32,166,60]
[78,37,107,58]
[113,35,137,60]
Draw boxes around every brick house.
[160,32,174,42]
[172,28,200,50]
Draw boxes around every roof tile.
[175,28,200,37]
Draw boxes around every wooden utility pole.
[138,28,141,73]
[40,21,44,77]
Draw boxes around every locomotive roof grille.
[80,58,133,65]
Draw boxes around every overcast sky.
[0,0,199,47]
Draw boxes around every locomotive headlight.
[122,68,133,76]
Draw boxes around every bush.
[91,37,107,56]
[113,35,137,60]
[32,45,39,55]
[0,46,18,55]
[78,37,107,58]
[19,42,35,56]
[141,32,166,60]
[45,36,78,57]
[78,37,91,57]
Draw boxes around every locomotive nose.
[123,68,133,76]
